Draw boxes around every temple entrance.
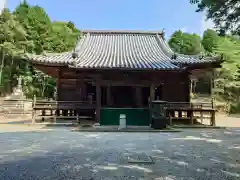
[111,86,134,107]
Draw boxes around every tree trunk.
[9,57,14,93]
[41,77,47,98]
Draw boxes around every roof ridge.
[81,29,164,35]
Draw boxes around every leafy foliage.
[190,0,240,35]
[50,21,79,52]
[169,28,240,112]
[168,30,203,55]
[0,1,79,98]
[202,29,219,52]
[204,33,240,111]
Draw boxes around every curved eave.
[182,60,223,70]
[172,57,223,66]
[24,30,223,71]
[68,64,184,71]
[26,52,74,66]
[156,34,222,65]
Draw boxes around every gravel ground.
[0,128,239,180]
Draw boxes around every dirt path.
[215,113,240,127]
[0,113,239,132]
[0,124,52,132]
[0,114,31,124]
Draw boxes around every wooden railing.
[0,99,32,114]
[33,100,214,110]
[165,102,215,126]
[33,100,96,110]
[167,102,214,109]
[31,100,97,123]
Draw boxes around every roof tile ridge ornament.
[70,50,78,67]
[72,36,81,59]
[72,50,78,59]
[160,28,165,40]
[71,31,86,60]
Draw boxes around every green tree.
[14,2,79,54]
[11,2,79,98]
[209,36,240,109]
[214,36,240,66]
[14,0,30,23]
[168,30,202,55]
[202,29,219,52]
[24,6,52,53]
[190,0,240,35]
[50,21,79,52]
[0,8,30,93]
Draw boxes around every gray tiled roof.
[28,30,219,70]
[27,52,73,65]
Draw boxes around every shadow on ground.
[0,129,239,180]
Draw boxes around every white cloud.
[181,27,188,32]
[180,26,196,34]
[201,14,215,35]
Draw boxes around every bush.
[229,102,240,114]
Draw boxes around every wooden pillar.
[150,84,155,103]
[210,69,215,96]
[56,69,60,101]
[211,110,216,126]
[82,82,86,101]
[211,97,215,126]
[32,95,36,124]
[107,85,112,106]
[95,80,101,122]
[136,86,142,107]
[55,69,60,118]
[41,109,45,121]
[187,72,191,102]
[178,111,182,118]
[190,79,193,100]
[189,110,194,125]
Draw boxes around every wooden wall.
[34,64,191,103]
[57,69,190,103]
[161,72,190,102]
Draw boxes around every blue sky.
[2,0,214,38]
